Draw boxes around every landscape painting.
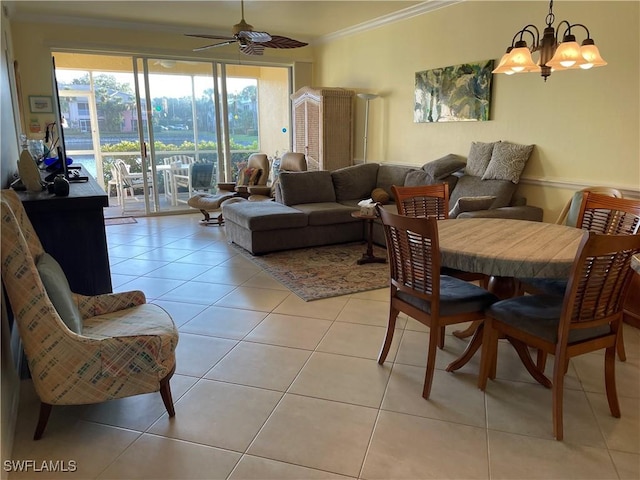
[414,60,494,123]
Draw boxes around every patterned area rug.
[232,242,390,301]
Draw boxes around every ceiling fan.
[185,0,308,56]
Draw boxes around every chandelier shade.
[492,0,607,81]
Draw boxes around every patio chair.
[163,154,196,205]
[113,159,152,215]
[0,189,178,439]
[377,207,498,399]
[479,231,640,440]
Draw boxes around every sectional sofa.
[222,151,543,255]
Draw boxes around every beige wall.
[7,2,640,221]
[315,1,640,221]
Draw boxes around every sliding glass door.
[53,52,292,216]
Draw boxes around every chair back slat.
[392,184,449,219]
[577,192,640,235]
[565,233,640,325]
[378,207,439,299]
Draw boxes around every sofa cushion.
[449,195,497,219]
[482,141,534,183]
[279,170,336,205]
[423,154,466,180]
[331,163,379,202]
[376,164,415,200]
[464,141,500,177]
[294,203,360,226]
[450,175,517,209]
[223,200,308,231]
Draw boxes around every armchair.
[163,155,196,205]
[187,153,270,225]
[1,190,178,439]
[250,152,307,201]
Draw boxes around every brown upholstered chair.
[0,190,178,439]
[188,153,270,225]
[479,231,640,440]
[377,207,498,399]
[250,152,307,202]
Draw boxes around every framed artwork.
[414,60,494,123]
[29,95,53,113]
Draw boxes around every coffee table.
[351,211,387,265]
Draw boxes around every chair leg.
[438,326,446,349]
[159,368,176,418]
[422,324,440,399]
[617,327,626,362]
[604,345,621,418]
[551,350,566,441]
[378,307,398,364]
[34,402,53,440]
[199,209,224,226]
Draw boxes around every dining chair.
[392,184,450,219]
[478,231,640,440]
[393,183,490,325]
[519,193,640,364]
[1,189,179,439]
[377,207,498,399]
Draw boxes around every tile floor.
[8,213,640,479]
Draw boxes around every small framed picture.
[29,95,53,113]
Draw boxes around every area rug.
[104,217,137,226]
[232,242,390,301]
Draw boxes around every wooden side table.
[351,211,386,265]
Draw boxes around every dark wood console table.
[14,167,112,295]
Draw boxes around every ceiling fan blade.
[237,30,271,43]
[240,43,265,56]
[260,35,308,49]
[193,40,236,52]
[185,33,235,41]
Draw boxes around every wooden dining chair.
[479,231,640,440]
[392,184,450,219]
[377,207,498,399]
[519,193,640,365]
[393,183,490,320]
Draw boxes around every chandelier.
[492,0,607,81]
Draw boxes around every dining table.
[435,217,587,372]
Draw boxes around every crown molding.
[10,2,462,46]
[316,0,463,45]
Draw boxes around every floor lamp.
[357,93,378,163]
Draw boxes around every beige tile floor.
[8,213,640,479]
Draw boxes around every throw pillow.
[449,195,496,218]
[36,253,83,334]
[423,154,466,180]
[371,188,390,204]
[238,167,262,186]
[404,170,432,187]
[464,141,500,177]
[482,142,534,184]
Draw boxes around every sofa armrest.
[247,185,272,196]
[218,182,236,192]
[457,205,543,222]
